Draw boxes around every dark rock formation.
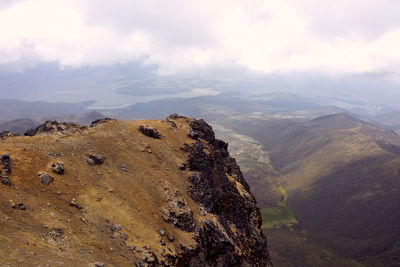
[38,171,54,185]
[90,118,116,127]
[167,113,187,120]
[0,154,12,186]
[188,119,215,142]
[51,162,64,175]
[12,203,26,210]
[188,129,200,140]
[161,190,195,232]
[24,121,86,136]
[0,131,19,140]
[176,118,271,266]
[138,125,162,139]
[85,154,105,165]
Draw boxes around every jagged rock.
[0,154,11,186]
[90,118,116,127]
[0,155,11,175]
[38,171,54,185]
[1,176,11,186]
[138,125,162,139]
[0,131,19,140]
[161,191,195,232]
[85,154,105,165]
[178,118,271,266]
[188,119,215,142]
[187,129,199,139]
[51,162,64,175]
[167,113,187,120]
[24,121,86,136]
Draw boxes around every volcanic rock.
[85,154,105,165]
[138,125,162,139]
[51,162,64,175]
[38,171,54,185]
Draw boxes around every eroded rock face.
[176,118,271,266]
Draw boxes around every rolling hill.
[219,113,400,266]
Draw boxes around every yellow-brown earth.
[0,117,270,266]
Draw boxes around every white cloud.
[0,0,399,76]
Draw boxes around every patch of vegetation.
[261,185,298,229]
[261,202,298,229]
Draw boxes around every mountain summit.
[0,115,271,266]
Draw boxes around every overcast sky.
[1,0,400,77]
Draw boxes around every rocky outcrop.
[0,154,12,186]
[51,162,64,175]
[38,171,54,185]
[166,116,271,266]
[90,118,116,127]
[161,190,196,232]
[139,125,162,139]
[24,120,87,136]
[0,131,19,140]
[85,154,105,165]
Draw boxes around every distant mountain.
[0,99,94,123]
[219,113,400,265]
[0,111,105,134]
[111,93,345,122]
[371,110,400,129]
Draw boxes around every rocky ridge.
[0,115,271,266]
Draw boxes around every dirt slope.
[0,116,270,266]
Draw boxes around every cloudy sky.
[1,0,400,76]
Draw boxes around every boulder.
[0,155,12,186]
[90,118,116,127]
[51,162,64,175]
[85,154,105,165]
[138,125,162,139]
[38,172,54,185]
[0,155,11,175]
